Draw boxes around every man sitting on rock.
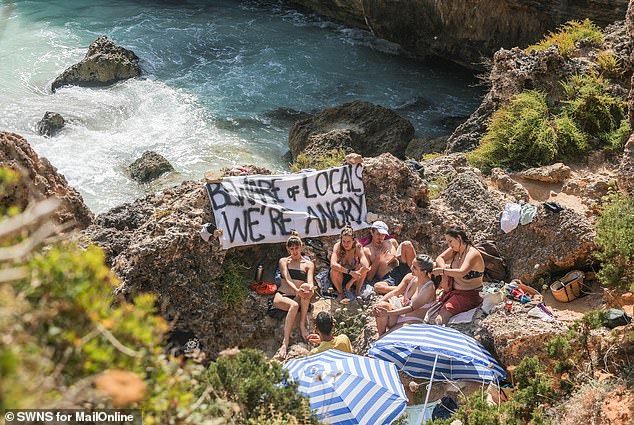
[307,311,352,354]
[364,221,416,295]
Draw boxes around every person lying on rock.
[273,231,315,360]
[364,220,416,295]
[373,254,439,336]
[329,224,370,303]
[430,226,484,325]
[307,311,352,354]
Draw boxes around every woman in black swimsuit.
[273,231,315,360]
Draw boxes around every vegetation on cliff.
[469,19,629,173]
[468,73,627,173]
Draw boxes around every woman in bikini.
[372,254,438,336]
[431,226,485,325]
[273,231,315,360]
[329,225,369,303]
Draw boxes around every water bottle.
[255,265,263,282]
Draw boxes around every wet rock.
[263,107,311,125]
[128,151,174,183]
[404,136,448,160]
[36,112,65,137]
[51,35,141,92]
[288,101,414,160]
[0,131,93,229]
[518,163,572,183]
[618,134,634,194]
[490,168,530,202]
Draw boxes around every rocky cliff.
[287,0,628,69]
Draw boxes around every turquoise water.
[0,0,483,212]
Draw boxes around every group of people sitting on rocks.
[271,222,486,359]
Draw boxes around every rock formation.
[0,132,93,229]
[36,112,65,137]
[287,0,627,69]
[51,36,141,92]
[288,101,414,160]
[618,134,634,193]
[128,151,174,183]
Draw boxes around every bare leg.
[374,281,393,295]
[298,296,311,340]
[399,241,416,268]
[273,293,299,359]
[330,269,345,302]
[345,277,359,295]
[375,301,391,336]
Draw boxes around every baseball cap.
[371,220,389,235]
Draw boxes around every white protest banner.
[205,164,369,249]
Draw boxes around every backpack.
[475,240,509,282]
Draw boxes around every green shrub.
[561,73,626,140]
[468,91,561,172]
[526,19,603,56]
[595,194,634,291]
[604,119,631,152]
[426,175,451,200]
[207,349,319,423]
[595,50,622,76]
[219,256,250,307]
[506,357,555,424]
[290,148,346,172]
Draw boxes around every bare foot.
[336,294,345,303]
[300,326,310,341]
[434,315,444,326]
[340,297,350,305]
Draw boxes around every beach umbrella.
[369,324,506,414]
[368,324,505,382]
[284,349,407,425]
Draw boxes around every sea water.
[0,0,483,213]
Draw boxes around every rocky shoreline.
[2,2,634,422]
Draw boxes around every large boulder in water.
[128,151,174,183]
[0,132,93,229]
[51,35,141,92]
[288,101,414,160]
[36,112,65,137]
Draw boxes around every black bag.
[432,395,458,420]
[475,240,509,282]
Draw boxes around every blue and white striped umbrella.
[368,324,505,382]
[284,350,407,425]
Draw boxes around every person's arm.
[442,249,481,277]
[306,260,315,287]
[364,246,380,281]
[358,245,370,271]
[380,274,409,302]
[385,284,434,317]
[279,257,299,294]
[330,242,348,274]
[435,247,454,268]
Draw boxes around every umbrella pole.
[422,353,439,420]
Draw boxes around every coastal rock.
[288,101,414,160]
[404,136,448,160]
[51,36,141,92]
[496,206,596,284]
[447,46,576,152]
[518,163,572,183]
[490,168,530,202]
[0,132,93,229]
[263,107,311,125]
[36,112,65,137]
[421,153,468,182]
[287,0,627,70]
[618,134,634,194]
[562,172,614,202]
[476,303,568,368]
[129,151,174,183]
